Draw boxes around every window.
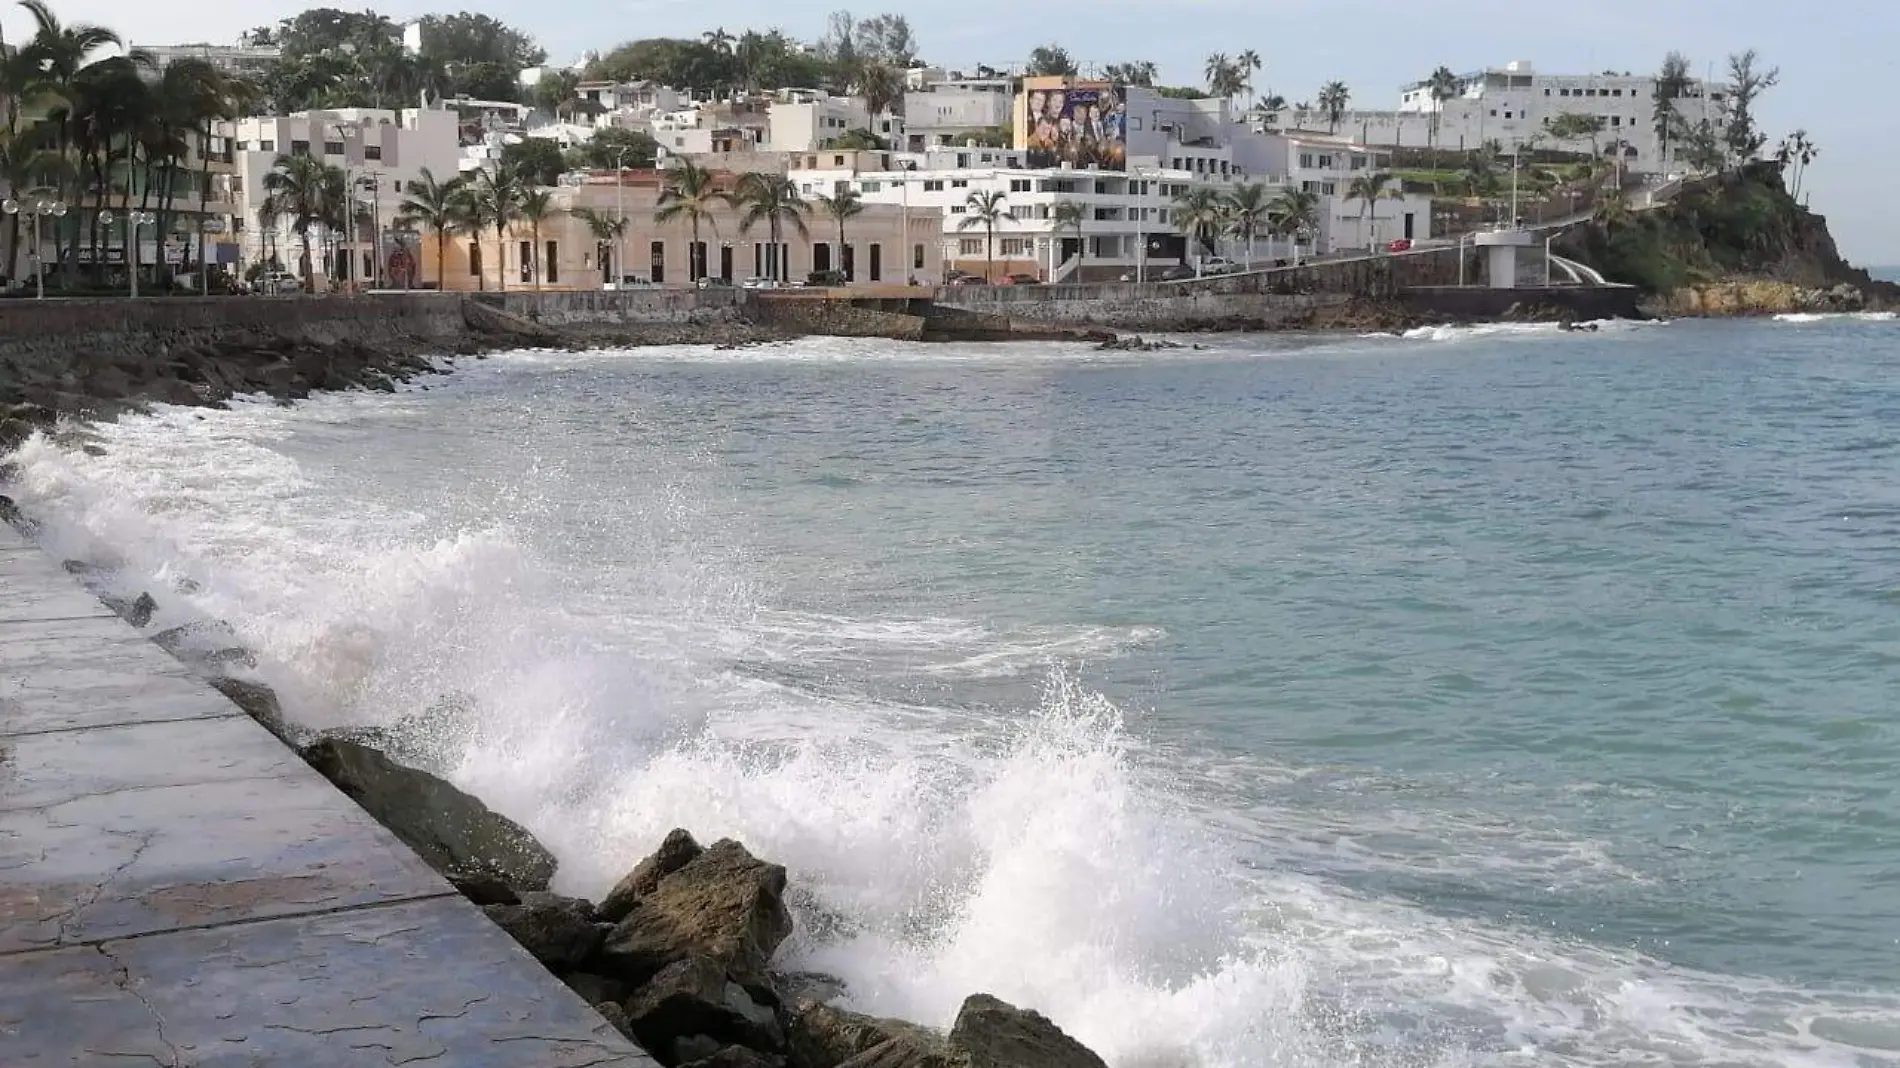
[1299,153,1315,168]
[913,243,925,270]
[1316,154,1332,168]
[545,241,558,284]
[1320,181,1336,195]
[868,243,882,281]
[951,179,968,188]
[363,144,382,160]
[1611,116,1622,126]
[861,181,881,192]
[1000,238,1029,256]
[833,155,845,166]
[1009,179,1031,192]
[1489,109,1497,117]
[520,241,533,283]
[469,243,482,276]
[923,179,944,191]
[959,238,982,255]
[236,140,250,150]
[949,205,965,213]
[650,240,665,284]
[323,141,344,156]
[289,139,309,156]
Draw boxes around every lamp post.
[97,210,156,297]
[357,171,383,289]
[614,146,633,285]
[3,190,66,299]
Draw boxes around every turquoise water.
[9,316,1900,1065]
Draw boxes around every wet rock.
[450,870,522,906]
[599,827,705,923]
[0,494,23,531]
[563,971,633,1007]
[209,676,297,745]
[302,737,557,892]
[481,891,605,969]
[789,1000,945,1068]
[833,1038,958,1068]
[947,994,1105,1068]
[597,1001,637,1041]
[151,620,257,670]
[682,1047,785,1068]
[599,838,792,989]
[124,592,158,628]
[623,953,785,1061]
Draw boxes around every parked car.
[1158,265,1195,281]
[257,270,302,294]
[1387,238,1414,253]
[1197,257,1238,275]
[806,270,848,287]
[949,274,990,286]
[1000,273,1041,286]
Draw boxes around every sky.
[11,0,1899,264]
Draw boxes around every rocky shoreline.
[0,523,1113,1068]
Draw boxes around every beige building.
[414,169,943,292]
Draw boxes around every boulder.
[481,892,606,969]
[599,838,792,990]
[151,620,257,670]
[833,1038,959,1068]
[599,828,705,923]
[946,995,1105,1068]
[623,953,785,1061]
[301,737,556,892]
[563,971,633,1008]
[209,676,297,745]
[682,1047,785,1068]
[788,1000,946,1068]
[596,1001,636,1041]
[450,870,522,907]
[124,592,158,628]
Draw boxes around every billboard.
[1024,83,1127,170]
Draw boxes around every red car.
[1387,238,1414,252]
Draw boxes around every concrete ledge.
[0,519,657,1065]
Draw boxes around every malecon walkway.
[0,519,655,1065]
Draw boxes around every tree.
[955,189,1008,282]
[855,60,904,119]
[1723,49,1779,164]
[1544,112,1606,162]
[17,0,123,282]
[1103,61,1157,87]
[1269,187,1319,261]
[261,153,341,291]
[414,12,546,100]
[1224,183,1271,270]
[396,167,466,290]
[1026,44,1077,78]
[1170,186,1226,264]
[1318,81,1350,134]
[810,185,865,280]
[1052,198,1085,277]
[1204,53,1244,101]
[655,160,730,282]
[1774,129,1819,202]
[570,205,628,281]
[1681,117,1726,172]
[457,167,522,291]
[826,128,888,151]
[1345,171,1400,250]
[1652,51,1692,169]
[1237,49,1263,111]
[569,126,659,170]
[518,187,555,290]
[1427,66,1461,167]
[853,14,919,68]
[501,136,566,188]
[533,68,581,116]
[733,171,807,282]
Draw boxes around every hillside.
[1564,163,1900,313]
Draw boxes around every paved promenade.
[0,521,655,1065]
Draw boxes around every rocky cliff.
[1564,162,1899,314]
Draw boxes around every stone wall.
[483,289,749,326]
[747,295,927,341]
[1398,285,1643,321]
[937,287,1349,330]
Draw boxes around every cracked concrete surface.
[0,526,657,1065]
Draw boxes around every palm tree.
[955,189,1009,282]
[1318,81,1351,135]
[1224,183,1271,270]
[1237,49,1264,113]
[260,153,341,292]
[17,0,122,281]
[855,61,904,122]
[655,160,729,282]
[1269,187,1319,263]
[570,205,628,283]
[1345,171,1401,251]
[1170,186,1226,268]
[810,185,865,281]
[733,171,806,283]
[1427,66,1461,168]
[517,187,556,291]
[1204,54,1243,101]
[395,167,465,289]
[457,168,522,292]
[1051,198,1085,280]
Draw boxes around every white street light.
[4,191,68,299]
[98,209,157,298]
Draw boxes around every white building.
[1268,60,1725,175]
[766,89,905,152]
[223,107,462,285]
[133,41,282,78]
[900,71,1014,151]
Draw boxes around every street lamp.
[98,209,158,297]
[356,171,383,289]
[3,190,67,299]
[614,145,635,286]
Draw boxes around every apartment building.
[766,90,902,152]
[900,70,1014,151]
[223,107,462,284]
[132,41,283,79]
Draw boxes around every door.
[1404,212,1416,240]
[720,245,733,281]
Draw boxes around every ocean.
[6,314,1900,1066]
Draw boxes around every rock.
[481,891,605,969]
[450,870,522,906]
[124,592,158,628]
[682,1047,785,1068]
[789,1000,946,1068]
[301,737,556,892]
[209,676,297,745]
[151,620,257,670]
[947,995,1105,1068]
[0,495,23,530]
[563,971,633,1008]
[599,828,705,923]
[597,1001,636,1042]
[834,1038,959,1068]
[623,953,785,1061]
[599,838,792,990]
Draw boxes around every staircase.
[1050,253,1082,285]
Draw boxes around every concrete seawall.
[0,521,656,1065]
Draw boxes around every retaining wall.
[937,288,1350,330]
[1399,285,1644,321]
[484,289,748,326]
[749,295,927,340]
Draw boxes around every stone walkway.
[0,521,655,1065]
